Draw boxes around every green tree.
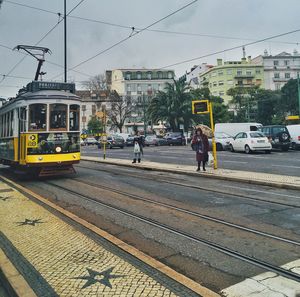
[148,79,191,131]
[279,79,299,116]
[87,117,103,134]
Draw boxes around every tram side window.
[69,105,80,131]
[29,104,47,131]
[50,104,67,130]
[20,107,27,132]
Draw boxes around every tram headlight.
[55,146,62,153]
[73,155,77,158]
[38,157,43,161]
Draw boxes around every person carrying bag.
[132,131,143,164]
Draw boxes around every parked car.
[165,132,186,146]
[229,131,272,154]
[286,124,300,150]
[106,134,125,149]
[259,125,291,151]
[145,135,168,146]
[210,132,234,151]
[84,137,98,145]
[116,133,131,142]
[125,136,135,146]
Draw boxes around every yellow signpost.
[192,100,217,169]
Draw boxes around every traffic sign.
[27,134,38,148]
[192,100,210,114]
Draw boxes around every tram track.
[71,177,300,247]
[76,163,300,208]
[41,180,300,283]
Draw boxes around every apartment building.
[199,57,264,104]
[252,50,300,91]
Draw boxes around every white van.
[116,133,131,141]
[215,123,263,137]
[286,125,300,149]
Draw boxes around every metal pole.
[143,93,147,137]
[209,102,218,170]
[64,0,67,82]
[103,110,106,160]
[298,73,300,116]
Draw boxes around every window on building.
[237,80,243,85]
[50,104,67,130]
[127,84,131,91]
[227,80,233,85]
[255,69,261,74]
[209,83,212,87]
[167,72,173,79]
[158,72,163,79]
[82,105,86,111]
[213,92,218,96]
[92,105,96,115]
[29,104,47,131]
[69,105,80,131]
[212,72,217,77]
[246,70,252,76]
[237,69,242,76]
[126,73,131,80]
[218,71,223,76]
[247,79,252,84]
[284,60,289,66]
[158,84,162,91]
[219,91,225,96]
[273,60,279,66]
[275,83,281,90]
[227,69,232,75]
[137,84,142,94]
[285,73,291,79]
[218,80,224,86]
[147,72,152,80]
[137,96,142,103]
[213,81,217,87]
[274,73,280,78]
[137,72,142,79]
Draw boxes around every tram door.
[19,134,27,165]
[18,107,27,165]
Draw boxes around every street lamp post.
[143,93,147,137]
[64,0,67,83]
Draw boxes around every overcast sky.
[1,0,300,98]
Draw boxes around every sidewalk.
[0,178,217,297]
[81,156,300,191]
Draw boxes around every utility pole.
[297,72,300,118]
[143,93,147,137]
[64,0,67,82]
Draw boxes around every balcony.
[273,77,290,82]
[234,74,254,79]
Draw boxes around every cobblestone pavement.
[0,180,200,297]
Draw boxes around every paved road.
[3,162,299,294]
[81,145,300,177]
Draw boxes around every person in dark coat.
[192,128,209,171]
[132,131,144,163]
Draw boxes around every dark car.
[145,135,168,146]
[259,125,291,151]
[125,136,135,146]
[98,134,125,149]
[165,132,186,146]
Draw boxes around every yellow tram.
[0,81,81,176]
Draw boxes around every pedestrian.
[192,128,209,171]
[132,131,144,164]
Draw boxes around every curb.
[81,157,300,191]
[0,248,37,297]
[0,176,220,297]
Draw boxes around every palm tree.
[148,79,191,131]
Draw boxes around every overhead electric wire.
[0,0,86,86]
[3,0,300,46]
[50,0,199,80]
[159,28,300,69]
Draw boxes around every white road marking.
[272,164,300,169]
[221,259,300,297]
[221,184,299,199]
[222,160,248,164]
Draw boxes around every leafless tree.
[82,74,106,94]
[107,91,136,133]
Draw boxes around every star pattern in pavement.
[16,218,43,226]
[74,267,125,289]
[0,196,11,201]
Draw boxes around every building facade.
[106,69,175,132]
[252,50,300,91]
[184,64,213,89]
[75,90,110,132]
[199,57,264,104]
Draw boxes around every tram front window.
[69,105,80,131]
[50,104,67,130]
[29,104,47,131]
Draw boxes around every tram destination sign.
[26,81,76,93]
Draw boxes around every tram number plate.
[27,134,38,148]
